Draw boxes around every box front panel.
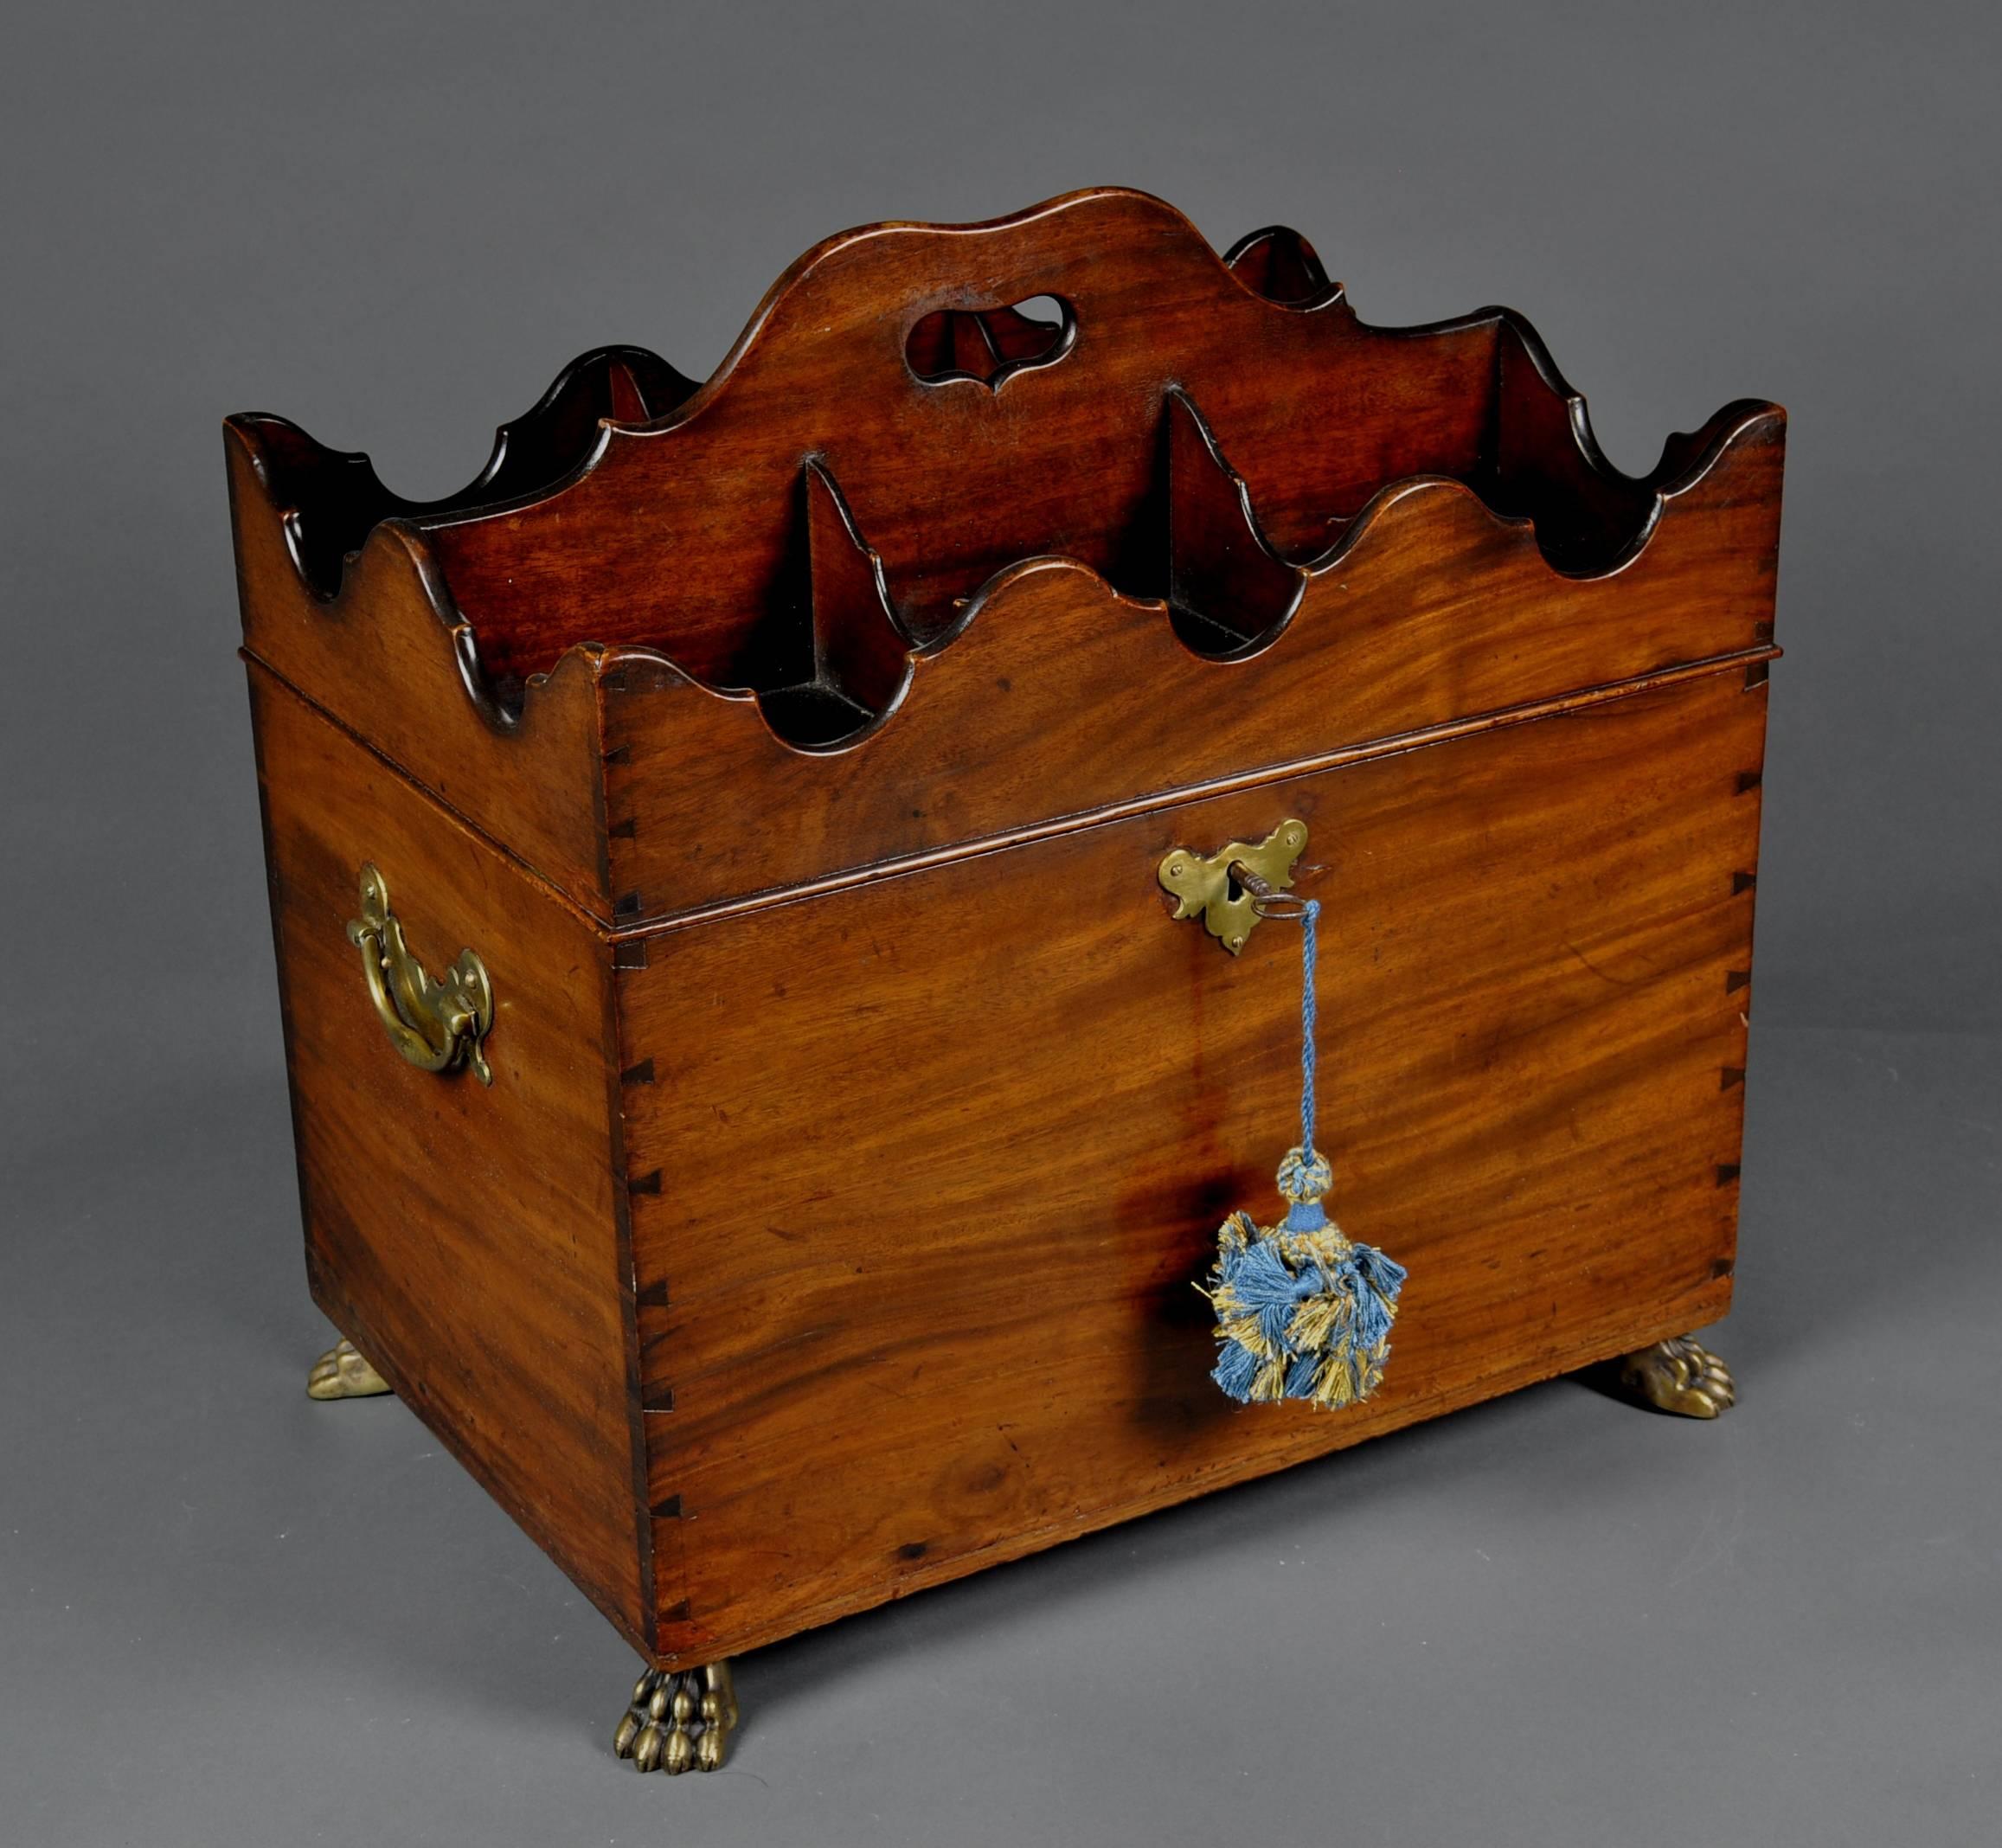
[621,668,1765,1662]
[250,670,648,1647]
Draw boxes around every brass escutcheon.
[1158,819,1309,954]
[346,863,495,1084]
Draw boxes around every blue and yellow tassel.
[1203,899,1408,1408]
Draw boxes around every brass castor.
[305,1337,392,1400]
[1615,1334,1736,1419]
[613,1662,738,1774]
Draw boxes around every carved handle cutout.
[905,295,1075,389]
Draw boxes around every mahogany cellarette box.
[229,189,1780,1774]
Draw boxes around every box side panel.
[248,666,648,1647]
[227,423,614,919]
[621,667,1765,1664]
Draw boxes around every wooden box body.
[232,189,1782,1668]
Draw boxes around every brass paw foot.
[613,1662,737,1774]
[306,1338,392,1400]
[1616,1334,1736,1419]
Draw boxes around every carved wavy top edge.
[228,393,1785,760]
[225,417,605,741]
[228,342,696,596]
[406,189,1763,564]
[224,186,1786,760]
[581,397,1781,760]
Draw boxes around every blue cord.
[1299,897,1319,1158]
[1206,888,1409,1410]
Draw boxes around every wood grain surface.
[249,667,650,1648]
[228,424,615,914]
[418,188,1745,686]
[594,406,1781,925]
[619,667,1765,1662]
[228,187,1783,931]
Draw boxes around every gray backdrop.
[3,3,1996,1844]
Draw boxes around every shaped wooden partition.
[230,187,1782,927]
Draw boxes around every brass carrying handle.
[345,863,494,1085]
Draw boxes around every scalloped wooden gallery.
[230,189,1780,1774]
